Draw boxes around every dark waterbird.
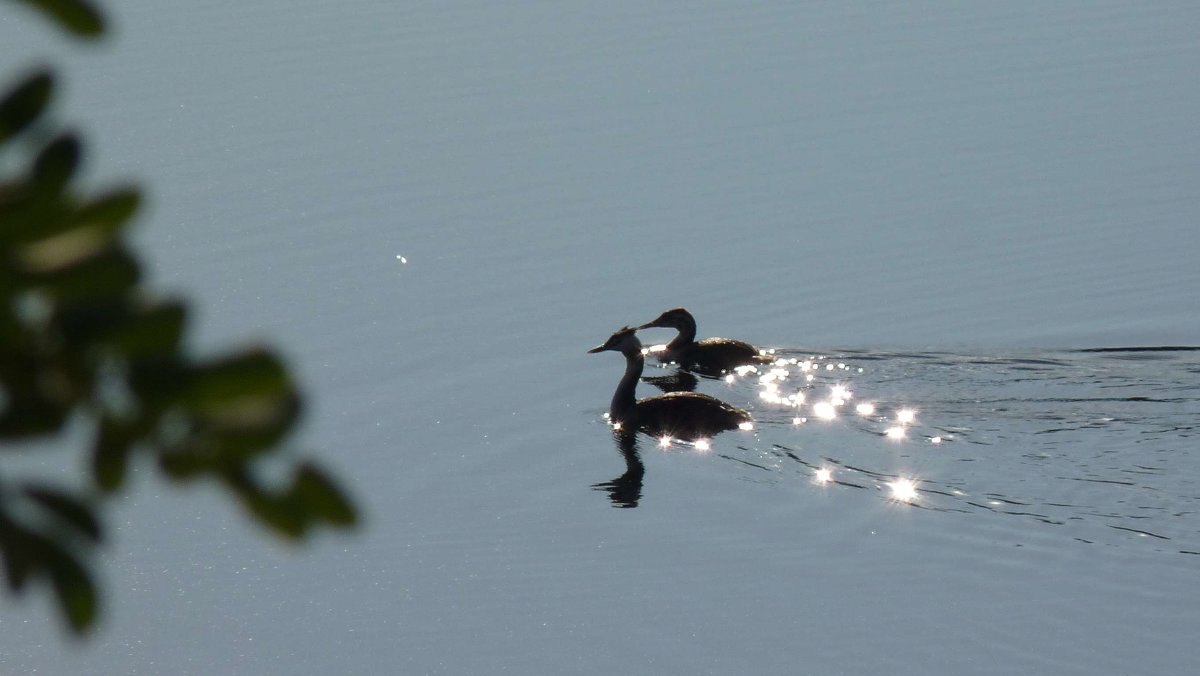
[588,326,753,440]
[637,307,772,375]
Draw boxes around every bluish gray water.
[3,1,1199,674]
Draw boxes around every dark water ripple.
[645,347,1200,554]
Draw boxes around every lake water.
[2,2,1198,674]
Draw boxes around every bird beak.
[636,321,656,330]
[587,344,606,354]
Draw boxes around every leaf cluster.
[2,1,358,635]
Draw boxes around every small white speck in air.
[397,255,407,264]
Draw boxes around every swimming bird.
[637,307,772,375]
[589,326,752,440]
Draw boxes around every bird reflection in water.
[592,430,645,508]
[641,369,699,394]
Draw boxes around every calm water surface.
[2,1,1199,674]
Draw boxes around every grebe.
[589,327,752,440]
[637,307,771,375]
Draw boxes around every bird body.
[638,307,771,375]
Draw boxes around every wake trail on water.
[681,346,1200,554]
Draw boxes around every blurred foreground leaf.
[9,0,105,37]
[1,2,359,636]
[0,70,54,143]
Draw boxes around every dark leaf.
[248,493,307,540]
[127,354,189,404]
[98,300,186,358]
[183,349,292,406]
[0,70,53,143]
[93,417,135,492]
[222,471,306,539]
[0,380,69,439]
[31,134,81,196]
[10,0,105,37]
[178,350,300,458]
[293,463,357,527]
[4,186,140,245]
[156,448,211,481]
[50,297,129,347]
[0,524,98,632]
[20,247,140,301]
[44,540,98,633]
[196,389,301,459]
[0,184,73,244]
[0,522,34,591]
[73,187,140,235]
[24,486,102,542]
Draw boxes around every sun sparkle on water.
[814,468,833,484]
[885,426,906,439]
[888,478,918,502]
[896,408,916,424]
[738,421,754,431]
[812,401,837,420]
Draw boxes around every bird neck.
[611,347,645,419]
[666,316,697,350]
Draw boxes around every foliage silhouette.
[1,0,358,634]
